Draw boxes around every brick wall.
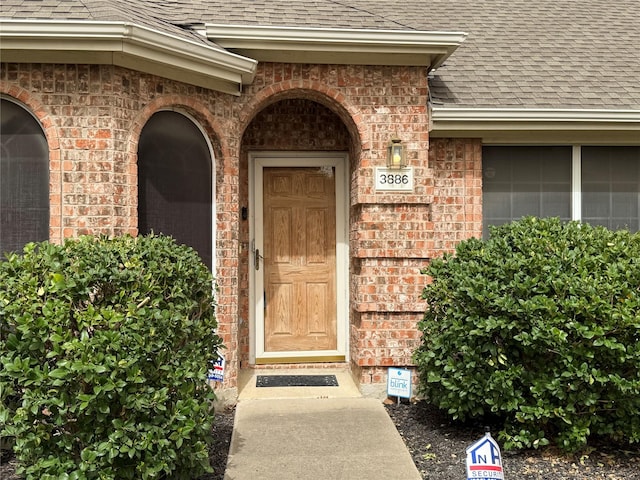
[430,138,483,248]
[1,62,244,390]
[351,137,483,385]
[1,60,484,396]
[235,63,436,385]
[238,97,351,368]
[254,66,479,388]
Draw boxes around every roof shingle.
[2,0,639,110]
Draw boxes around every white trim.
[0,19,257,95]
[160,108,218,277]
[206,24,467,68]
[431,107,640,136]
[138,108,217,276]
[249,152,349,364]
[432,107,640,123]
[571,146,582,221]
[431,108,640,143]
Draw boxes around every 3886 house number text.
[374,167,414,192]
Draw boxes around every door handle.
[255,248,263,270]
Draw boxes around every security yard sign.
[208,356,225,382]
[387,367,412,399]
[466,431,505,480]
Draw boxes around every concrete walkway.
[224,371,421,480]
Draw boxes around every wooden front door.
[263,167,337,353]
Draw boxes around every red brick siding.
[430,138,483,249]
[237,63,434,378]
[238,97,351,368]
[1,60,484,393]
[1,62,244,389]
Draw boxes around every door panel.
[263,167,337,352]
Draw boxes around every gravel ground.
[3,401,640,479]
[385,399,640,480]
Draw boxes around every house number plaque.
[374,167,414,192]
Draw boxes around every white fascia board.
[205,24,467,68]
[0,20,257,95]
[430,107,640,143]
[431,107,640,125]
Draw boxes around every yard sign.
[208,356,225,382]
[387,367,412,399]
[465,431,504,480]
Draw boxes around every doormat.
[256,375,339,387]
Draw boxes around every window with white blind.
[1,98,49,256]
[483,145,640,237]
[137,111,213,269]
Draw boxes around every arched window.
[138,111,213,269]
[1,98,49,255]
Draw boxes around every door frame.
[249,151,349,364]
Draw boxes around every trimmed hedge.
[414,217,640,451]
[0,235,222,479]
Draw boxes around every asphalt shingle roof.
[0,0,214,46]
[2,1,640,110]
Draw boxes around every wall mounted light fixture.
[386,135,406,169]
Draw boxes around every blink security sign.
[387,368,412,399]
[465,431,504,480]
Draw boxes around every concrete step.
[237,368,362,400]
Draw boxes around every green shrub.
[0,235,223,479]
[414,217,640,451]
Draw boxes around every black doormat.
[256,374,339,387]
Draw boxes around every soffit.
[205,24,467,68]
[0,0,257,94]
[429,108,640,144]
[0,19,257,95]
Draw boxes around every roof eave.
[205,24,467,68]
[430,107,640,144]
[0,20,257,95]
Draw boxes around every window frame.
[137,109,216,272]
[482,144,640,234]
[0,96,50,255]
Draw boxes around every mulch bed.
[385,399,640,480]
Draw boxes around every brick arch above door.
[237,95,354,369]
[238,82,366,154]
[243,98,351,151]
